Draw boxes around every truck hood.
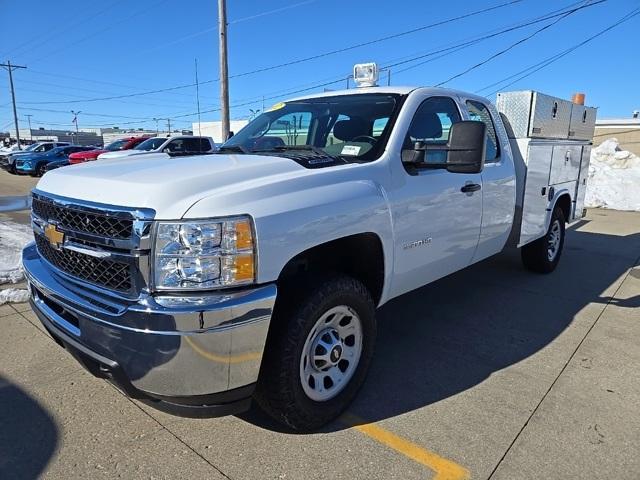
[35,153,308,219]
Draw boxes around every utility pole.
[1,60,27,150]
[166,118,171,134]
[71,110,81,144]
[153,117,159,136]
[195,58,202,136]
[218,0,230,141]
[25,114,33,140]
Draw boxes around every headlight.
[153,216,255,290]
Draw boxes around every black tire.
[521,206,565,273]
[254,274,376,431]
[31,163,46,177]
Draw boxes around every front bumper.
[15,163,34,174]
[23,242,277,416]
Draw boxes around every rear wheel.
[521,205,565,273]
[255,274,376,431]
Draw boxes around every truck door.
[463,99,516,262]
[388,96,482,298]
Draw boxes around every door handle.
[460,183,481,193]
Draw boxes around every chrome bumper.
[23,242,277,407]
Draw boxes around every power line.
[139,0,321,54]
[14,1,588,126]
[434,0,602,86]
[482,6,640,95]
[382,0,598,73]
[0,0,126,59]
[22,0,173,64]
[22,0,523,105]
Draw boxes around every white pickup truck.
[22,64,595,431]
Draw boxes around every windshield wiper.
[217,145,250,154]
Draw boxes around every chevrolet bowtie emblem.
[44,223,65,249]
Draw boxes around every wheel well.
[555,194,571,223]
[278,233,385,305]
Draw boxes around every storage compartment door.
[549,145,582,185]
[529,93,572,139]
[574,145,591,220]
[569,105,597,141]
[520,144,553,245]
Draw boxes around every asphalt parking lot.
[1,175,639,479]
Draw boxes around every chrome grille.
[32,196,133,239]
[35,234,132,293]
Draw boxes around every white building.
[191,120,248,144]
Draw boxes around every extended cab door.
[462,98,516,262]
[388,96,483,298]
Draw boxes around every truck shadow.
[0,375,59,479]
[242,215,640,432]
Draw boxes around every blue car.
[15,145,96,177]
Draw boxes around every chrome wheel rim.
[299,305,363,402]
[547,220,561,261]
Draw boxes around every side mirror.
[401,141,426,164]
[445,121,486,174]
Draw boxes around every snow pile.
[585,138,640,211]
[0,221,33,285]
[0,288,30,305]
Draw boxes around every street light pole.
[218,0,230,141]
[1,60,27,150]
[71,110,81,144]
[25,114,33,141]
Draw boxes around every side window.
[405,96,461,164]
[466,100,499,162]
[166,139,185,152]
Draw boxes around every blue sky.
[1,0,638,133]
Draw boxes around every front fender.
[186,177,394,302]
[256,179,393,285]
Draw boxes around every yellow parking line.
[341,413,470,480]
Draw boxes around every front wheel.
[521,206,565,273]
[254,274,376,431]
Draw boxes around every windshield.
[223,93,402,161]
[23,144,40,152]
[134,137,166,151]
[106,139,129,151]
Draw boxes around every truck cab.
[22,64,593,431]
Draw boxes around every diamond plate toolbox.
[496,90,574,140]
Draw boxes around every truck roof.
[288,86,491,104]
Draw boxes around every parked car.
[68,136,151,165]
[22,64,596,431]
[1,141,71,173]
[43,158,73,172]
[97,135,216,160]
[15,145,96,176]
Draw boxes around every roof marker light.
[353,63,379,88]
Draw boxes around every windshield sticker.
[267,102,286,112]
[341,145,361,156]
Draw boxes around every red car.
[68,136,151,164]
